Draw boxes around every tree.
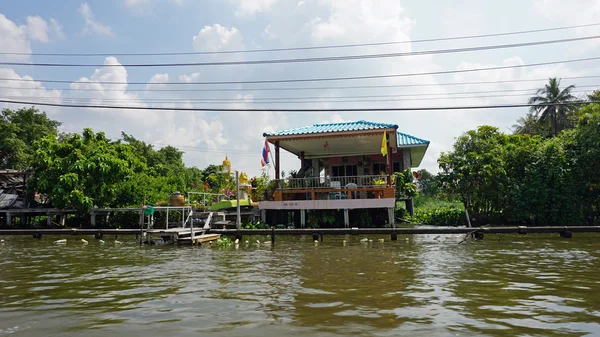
[512,112,548,136]
[414,169,440,197]
[438,126,510,219]
[0,107,61,169]
[527,78,575,136]
[29,129,141,212]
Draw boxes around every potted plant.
[373,177,386,198]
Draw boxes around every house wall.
[322,150,409,176]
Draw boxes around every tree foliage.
[439,103,600,225]
[29,129,140,212]
[528,77,576,136]
[0,107,61,169]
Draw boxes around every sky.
[1,0,600,177]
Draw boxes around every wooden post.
[47,212,52,226]
[6,212,12,226]
[20,214,26,227]
[386,131,392,185]
[406,198,414,216]
[181,207,185,227]
[60,214,66,226]
[275,141,280,188]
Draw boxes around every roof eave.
[264,127,399,142]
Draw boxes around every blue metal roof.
[264,120,429,147]
[397,132,430,147]
[263,120,398,137]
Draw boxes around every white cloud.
[25,16,49,43]
[309,0,415,45]
[179,72,201,83]
[0,14,32,62]
[124,0,154,14]
[64,57,232,171]
[124,0,186,14]
[0,68,62,101]
[192,24,244,52]
[78,3,113,36]
[146,73,169,90]
[231,0,280,17]
[49,18,65,39]
[0,68,63,117]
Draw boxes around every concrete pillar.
[300,209,306,228]
[91,212,97,227]
[344,209,349,228]
[387,208,395,227]
[261,209,266,223]
[59,214,66,226]
[47,213,52,226]
[20,214,26,226]
[6,212,11,226]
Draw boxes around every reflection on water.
[1,233,600,336]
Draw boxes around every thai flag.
[261,139,271,167]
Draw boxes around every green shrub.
[412,206,467,227]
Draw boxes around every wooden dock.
[1,225,599,239]
[147,227,221,244]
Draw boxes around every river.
[1,232,600,336]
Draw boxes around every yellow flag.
[381,131,388,157]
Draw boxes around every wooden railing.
[272,175,395,201]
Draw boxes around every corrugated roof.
[397,132,429,147]
[264,120,429,147]
[263,120,398,137]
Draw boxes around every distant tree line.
[436,79,600,225]
[0,107,264,214]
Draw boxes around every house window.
[373,163,387,175]
[332,165,357,177]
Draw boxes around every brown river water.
[1,232,600,336]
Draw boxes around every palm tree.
[512,112,541,135]
[527,78,575,136]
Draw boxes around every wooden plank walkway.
[147,227,221,244]
[1,226,599,237]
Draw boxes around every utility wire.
[1,99,596,113]
[4,22,600,57]
[2,85,597,99]
[2,75,600,91]
[60,128,254,155]
[1,56,599,86]
[5,90,593,105]
[2,35,599,68]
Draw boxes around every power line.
[1,56,600,86]
[2,75,600,91]
[2,85,597,100]
[4,22,600,57]
[2,35,600,68]
[5,91,594,106]
[1,98,596,113]
[60,129,255,155]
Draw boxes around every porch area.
[273,174,396,202]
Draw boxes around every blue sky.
[1,0,599,176]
